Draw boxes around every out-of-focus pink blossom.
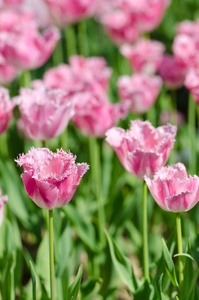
[172,34,199,70]
[16,148,89,210]
[0,0,24,6]
[121,39,165,75]
[45,0,98,27]
[17,87,74,141]
[145,163,199,212]
[0,189,8,227]
[101,10,140,45]
[0,87,16,135]
[100,0,170,45]
[105,120,177,179]
[0,13,60,70]
[0,9,33,31]
[159,110,185,126]
[118,73,162,114]
[72,90,129,138]
[184,69,199,104]
[158,54,186,89]
[177,20,199,37]
[136,0,170,33]
[0,53,18,85]
[32,56,112,93]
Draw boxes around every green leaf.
[36,232,50,297]
[133,280,155,300]
[105,230,139,294]
[62,204,98,253]
[67,265,83,300]
[29,260,37,300]
[174,253,199,300]
[80,278,102,300]
[1,251,16,300]
[162,239,178,288]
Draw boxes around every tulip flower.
[118,73,162,114]
[145,163,199,285]
[158,54,186,89]
[0,87,16,135]
[32,55,112,93]
[16,87,74,141]
[121,39,165,75]
[72,90,129,138]
[106,120,177,180]
[15,147,89,210]
[16,147,88,300]
[144,163,199,212]
[0,13,60,70]
[0,189,8,227]
[184,68,199,105]
[0,54,18,85]
[45,0,98,27]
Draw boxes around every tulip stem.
[142,181,149,281]
[188,93,196,174]
[49,209,55,300]
[65,25,77,58]
[20,70,31,88]
[89,137,105,247]
[176,214,183,287]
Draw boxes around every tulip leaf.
[62,204,98,252]
[174,253,199,300]
[67,264,83,300]
[105,230,139,294]
[36,232,50,297]
[1,251,16,300]
[80,278,103,300]
[162,239,178,288]
[29,260,37,300]
[133,280,155,300]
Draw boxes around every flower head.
[0,189,8,227]
[16,87,74,141]
[0,87,16,135]
[72,89,129,137]
[105,120,177,179]
[120,39,165,75]
[145,163,199,212]
[118,73,162,114]
[184,68,199,104]
[15,148,89,209]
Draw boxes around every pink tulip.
[0,9,33,31]
[184,69,199,104]
[15,148,89,209]
[0,87,16,135]
[72,90,129,137]
[172,34,199,70]
[159,110,185,126]
[121,39,165,75]
[32,56,112,93]
[1,0,24,4]
[158,54,186,89]
[0,15,60,70]
[145,163,199,212]
[0,54,18,85]
[45,0,98,27]
[100,0,169,45]
[101,10,140,45]
[17,87,74,141]
[118,73,162,114]
[105,120,177,179]
[177,20,199,37]
[0,189,8,227]
[136,0,170,33]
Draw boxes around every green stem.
[176,214,183,287]
[49,210,55,300]
[142,181,149,281]
[188,93,196,174]
[78,20,89,57]
[52,38,64,66]
[89,137,105,247]
[20,70,31,88]
[65,25,77,58]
